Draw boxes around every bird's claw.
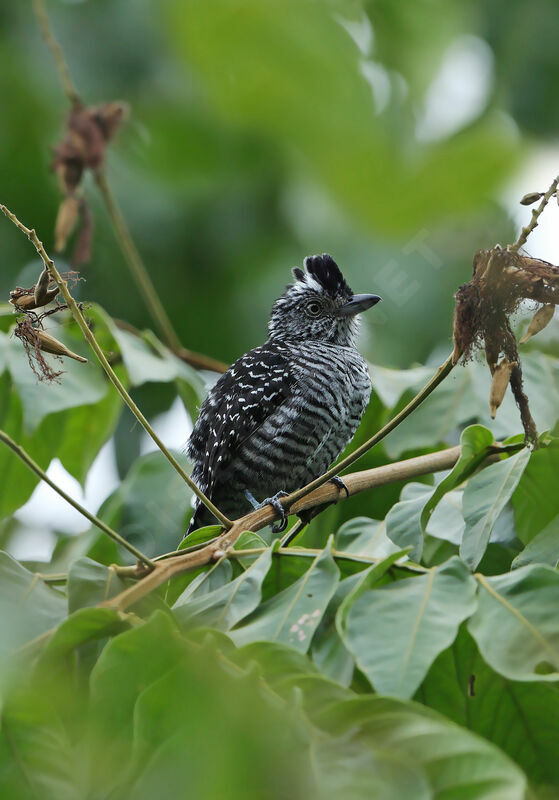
[263,490,290,533]
[330,475,350,498]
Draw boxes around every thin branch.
[509,173,559,253]
[101,443,464,612]
[32,0,82,107]
[0,204,232,529]
[0,428,155,569]
[94,171,182,352]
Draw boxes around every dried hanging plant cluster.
[51,101,127,266]
[452,238,558,440]
[9,267,85,381]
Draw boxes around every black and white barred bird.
[186,254,381,533]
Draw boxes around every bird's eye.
[305,301,321,317]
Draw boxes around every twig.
[509,173,559,253]
[100,444,464,612]
[32,0,82,107]
[0,204,232,529]
[0,428,154,569]
[94,171,182,352]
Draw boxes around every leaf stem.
[0,428,155,569]
[0,204,232,529]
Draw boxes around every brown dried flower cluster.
[10,269,86,381]
[51,101,127,265]
[452,247,559,441]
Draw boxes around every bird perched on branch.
[186,254,381,534]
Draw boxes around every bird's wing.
[187,342,296,498]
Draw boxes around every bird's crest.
[292,254,353,300]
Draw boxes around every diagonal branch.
[32,0,81,107]
[0,428,154,569]
[0,203,232,529]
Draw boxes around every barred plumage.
[187,254,380,533]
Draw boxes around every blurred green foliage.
[2,1,559,798]
[2,0,557,379]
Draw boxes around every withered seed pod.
[34,267,51,306]
[519,192,543,206]
[54,195,80,251]
[520,304,555,344]
[34,329,88,363]
[489,358,516,419]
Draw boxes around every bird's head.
[268,254,381,345]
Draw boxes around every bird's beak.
[337,293,382,316]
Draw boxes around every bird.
[186,253,381,534]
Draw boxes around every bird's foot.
[329,475,350,499]
[244,489,289,532]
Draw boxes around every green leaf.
[311,695,527,800]
[468,565,559,681]
[96,450,193,559]
[512,439,559,544]
[0,683,80,800]
[0,551,66,657]
[230,540,339,652]
[89,612,186,741]
[418,627,559,789]
[344,556,477,698]
[173,546,273,630]
[36,607,125,668]
[460,448,531,569]
[4,324,107,433]
[420,424,495,533]
[334,516,401,558]
[109,325,179,386]
[55,379,122,485]
[385,482,432,561]
[67,557,129,613]
[512,514,559,569]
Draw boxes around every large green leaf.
[0,683,80,800]
[417,626,559,789]
[230,541,339,652]
[460,448,530,569]
[420,424,496,532]
[3,325,107,433]
[173,546,273,630]
[385,482,432,561]
[95,450,193,559]
[468,565,559,681]
[0,551,66,657]
[512,439,559,544]
[512,515,559,569]
[334,516,401,558]
[67,557,129,613]
[343,556,477,698]
[310,696,527,800]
